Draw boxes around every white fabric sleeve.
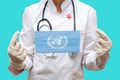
[20,8,34,70]
[82,8,100,70]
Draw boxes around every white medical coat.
[11,0,109,80]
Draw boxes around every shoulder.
[22,0,47,23]
[76,1,96,14]
[23,0,47,15]
[24,2,41,14]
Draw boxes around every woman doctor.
[8,0,112,80]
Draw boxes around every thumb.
[10,31,19,46]
[96,29,109,41]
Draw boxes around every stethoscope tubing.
[37,0,76,31]
[36,0,77,58]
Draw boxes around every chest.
[33,6,87,32]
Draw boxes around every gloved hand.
[96,29,112,56]
[95,29,112,68]
[8,31,26,70]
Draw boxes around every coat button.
[67,13,72,19]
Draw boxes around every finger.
[96,43,103,49]
[10,31,19,46]
[18,49,26,59]
[95,47,106,56]
[95,47,102,55]
[14,43,21,50]
[96,29,109,41]
[98,38,112,49]
[97,38,106,46]
[18,47,25,55]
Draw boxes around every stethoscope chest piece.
[44,53,57,59]
[69,53,78,58]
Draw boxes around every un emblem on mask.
[47,35,68,49]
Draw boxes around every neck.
[53,0,65,13]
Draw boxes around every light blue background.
[0,0,119,80]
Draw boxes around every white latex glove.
[96,29,112,68]
[96,29,112,56]
[8,31,26,70]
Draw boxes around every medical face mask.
[35,31,80,53]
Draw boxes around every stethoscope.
[37,0,77,59]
